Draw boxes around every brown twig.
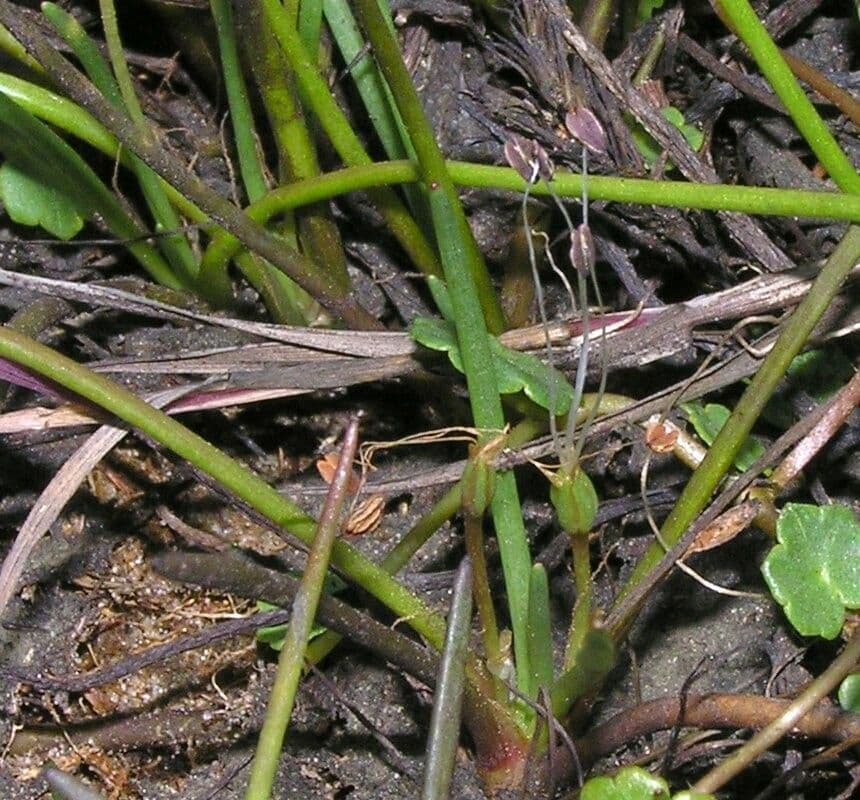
[771,364,860,490]
[576,694,860,764]
[678,33,785,114]
[694,631,860,794]
[574,691,860,770]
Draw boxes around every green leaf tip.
[838,673,860,712]
[581,766,670,800]
[762,503,860,639]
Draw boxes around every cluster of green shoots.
[0,1,857,799]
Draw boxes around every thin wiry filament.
[565,267,590,465]
[574,146,608,462]
[540,231,577,316]
[548,156,590,467]
[581,149,590,228]
[521,161,562,457]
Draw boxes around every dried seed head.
[565,107,607,156]
[345,494,385,536]
[569,222,595,276]
[504,133,554,183]
[645,418,679,454]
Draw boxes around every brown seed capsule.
[569,222,595,275]
[345,494,385,536]
[565,107,607,156]
[504,134,554,183]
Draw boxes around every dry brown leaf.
[685,502,759,557]
[316,451,363,495]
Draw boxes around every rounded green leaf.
[0,161,83,240]
[837,673,860,712]
[581,767,670,800]
[762,503,860,639]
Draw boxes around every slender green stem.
[0,22,41,74]
[198,158,860,283]
[3,70,858,233]
[611,224,860,635]
[323,0,427,220]
[221,0,323,324]
[581,0,617,48]
[564,534,592,670]
[260,0,443,281]
[526,564,554,701]
[550,629,615,719]
[716,0,860,194]
[0,327,446,649]
[352,0,534,700]
[96,0,199,286]
[351,0,503,333]
[232,249,316,325]
[209,0,268,202]
[464,512,501,667]
[244,419,360,800]
[239,0,350,298]
[297,0,324,52]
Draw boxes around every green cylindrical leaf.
[550,628,615,718]
[526,564,554,700]
[462,454,496,518]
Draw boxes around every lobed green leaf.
[762,503,860,639]
[0,161,83,239]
